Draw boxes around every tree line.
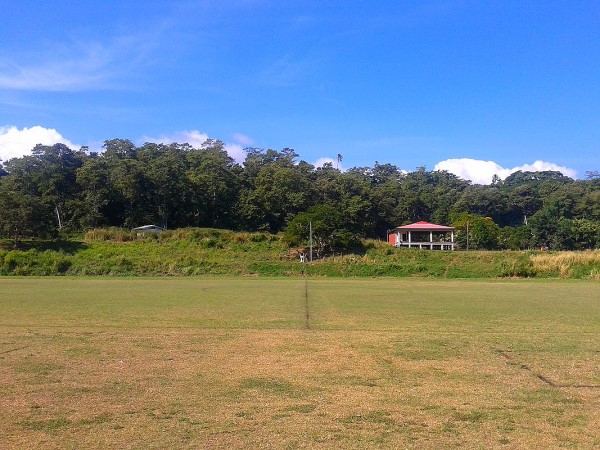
[0,138,599,250]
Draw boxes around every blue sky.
[1,1,599,183]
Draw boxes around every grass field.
[1,278,599,448]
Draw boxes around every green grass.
[2,229,600,278]
[1,278,599,448]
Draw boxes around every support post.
[309,221,313,262]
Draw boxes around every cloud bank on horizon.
[0,125,78,161]
[141,130,247,163]
[0,125,578,184]
[434,158,578,184]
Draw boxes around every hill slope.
[1,228,599,278]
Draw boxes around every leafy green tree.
[106,158,149,228]
[451,213,500,250]
[498,226,534,250]
[76,156,116,228]
[336,169,378,236]
[103,139,137,159]
[0,176,54,246]
[238,148,312,232]
[3,143,85,232]
[138,143,190,228]
[553,218,575,250]
[312,162,342,204]
[452,186,512,226]
[371,162,403,185]
[1,137,598,247]
[506,184,542,226]
[186,140,241,228]
[571,219,600,249]
[394,167,434,223]
[284,205,359,256]
[427,170,470,225]
[503,170,573,187]
[528,203,561,249]
[576,190,600,221]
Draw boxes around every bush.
[250,233,268,242]
[53,257,72,274]
[84,228,133,242]
[498,257,535,278]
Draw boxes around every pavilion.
[388,221,455,250]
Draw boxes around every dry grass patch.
[531,250,600,278]
[1,278,599,448]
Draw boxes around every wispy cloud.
[0,25,167,92]
[0,43,111,91]
[257,55,315,87]
[232,132,254,146]
[434,158,578,184]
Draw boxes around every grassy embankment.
[1,227,599,278]
[2,278,599,448]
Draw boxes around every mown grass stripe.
[305,280,311,330]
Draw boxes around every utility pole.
[466,221,469,251]
[309,221,313,262]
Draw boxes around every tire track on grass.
[0,346,28,355]
[495,349,600,389]
[304,280,311,330]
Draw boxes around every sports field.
[1,278,599,448]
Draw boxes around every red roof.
[390,221,454,231]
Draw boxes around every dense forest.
[1,139,599,251]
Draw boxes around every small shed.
[132,225,164,235]
[388,221,455,250]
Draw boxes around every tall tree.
[76,156,114,228]
[238,148,312,232]
[451,213,501,250]
[4,143,85,232]
[0,176,54,246]
[285,205,358,256]
[186,140,241,228]
[138,143,189,228]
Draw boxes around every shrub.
[84,228,133,242]
[498,258,535,278]
[250,233,268,242]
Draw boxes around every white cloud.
[516,161,577,178]
[143,130,209,148]
[232,132,254,146]
[142,130,247,163]
[434,158,577,184]
[0,125,78,162]
[314,157,344,171]
[223,143,247,163]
